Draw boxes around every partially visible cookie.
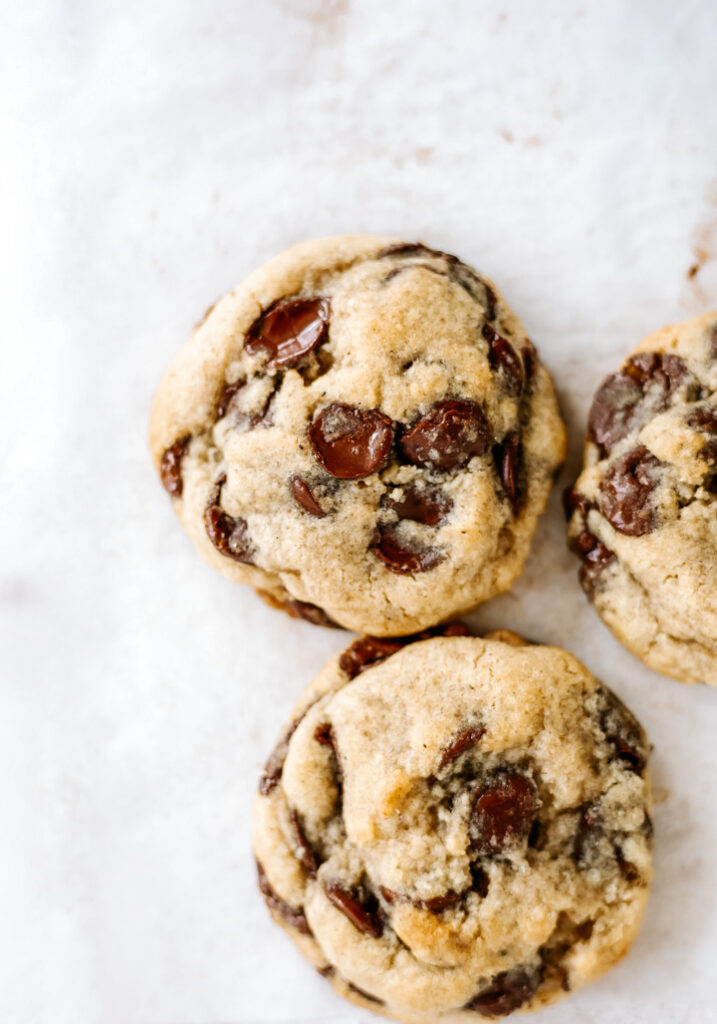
[252,630,653,1021]
[150,235,566,635]
[566,311,717,685]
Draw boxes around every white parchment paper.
[2,1,717,1022]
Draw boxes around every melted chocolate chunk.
[687,407,717,434]
[492,432,522,512]
[599,689,647,774]
[256,589,338,628]
[563,486,591,521]
[160,436,191,497]
[573,804,601,865]
[324,883,383,938]
[204,498,254,564]
[259,714,306,795]
[371,523,444,574]
[382,262,449,285]
[379,886,464,912]
[573,534,616,595]
[438,726,486,769]
[339,636,406,679]
[375,243,497,317]
[309,403,394,479]
[588,352,687,456]
[472,773,539,855]
[599,445,662,536]
[290,810,319,878]
[256,860,311,935]
[384,485,453,526]
[245,297,329,368]
[483,324,524,395]
[687,407,717,468]
[216,380,244,420]
[290,475,326,518]
[399,400,492,470]
[338,623,470,680]
[376,242,453,261]
[314,722,344,790]
[467,967,541,1017]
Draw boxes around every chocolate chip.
[309,403,394,479]
[382,262,449,285]
[376,242,452,260]
[204,499,254,563]
[492,432,522,512]
[338,623,470,680]
[573,534,616,595]
[290,809,319,878]
[483,325,524,395]
[399,400,492,470]
[256,860,311,935]
[256,589,338,628]
[216,380,244,420]
[314,722,344,791]
[600,689,647,774]
[467,967,541,1017]
[371,523,444,574]
[324,882,383,938]
[259,713,306,795]
[339,636,406,679]
[573,805,601,865]
[563,486,591,520]
[588,352,687,456]
[470,863,490,898]
[290,475,326,518]
[160,436,190,497]
[378,886,464,912]
[245,297,330,368]
[599,445,662,536]
[438,726,486,769]
[711,324,717,359]
[375,243,497,318]
[384,485,453,526]
[687,408,717,468]
[472,773,539,855]
[687,407,717,434]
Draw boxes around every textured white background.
[3,1,717,1022]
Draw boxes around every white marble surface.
[3,1,717,1021]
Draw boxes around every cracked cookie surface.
[566,311,717,685]
[252,631,652,1021]
[149,235,566,635]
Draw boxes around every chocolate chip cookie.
[150,236,566,635]
[253,630,652,1021]
[566,311,717,685]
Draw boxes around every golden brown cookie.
[566,311,717,684]
[253,630,653,1021]
[150,236,566,634]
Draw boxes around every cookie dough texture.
[150,235,566,635]
[566,311,717,685]
[252,632,653,1021]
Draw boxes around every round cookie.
[566,311,717,685]
[252,629,653,1021]
[150,236,566,635]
